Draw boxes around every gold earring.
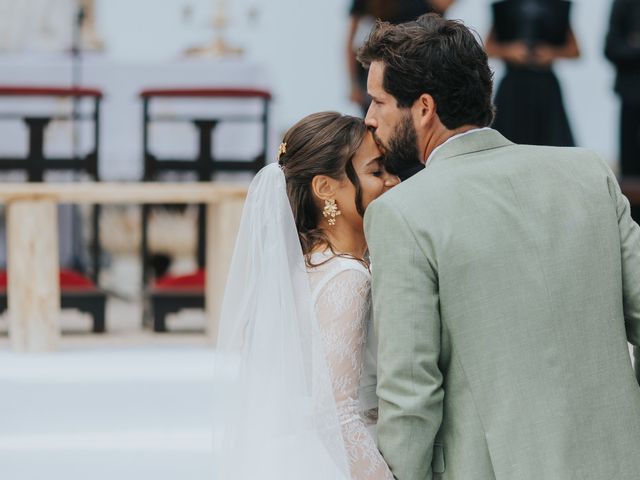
[323,199,341,226]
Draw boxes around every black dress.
[605,0,640,176]
[350,0,434,24]
[491,0,576,147]
[493,65,575,147]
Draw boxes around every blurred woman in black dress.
[605,0,640,176]
[486,0,580,146]
[346,0,454,113]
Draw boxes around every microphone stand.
[71,4,85,161]
[69,4,86,272]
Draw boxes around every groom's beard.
[380,115,424,181]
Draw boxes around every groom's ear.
[311,175,338,202]
[414,93,437,130]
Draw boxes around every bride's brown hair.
[278,111,368,259]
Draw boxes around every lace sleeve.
[315,268,393,480]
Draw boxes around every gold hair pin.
[277,142,287,161]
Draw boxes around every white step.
[0,348,231,480]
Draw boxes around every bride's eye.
[372,170,383,177]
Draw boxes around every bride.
[215,112,398,479]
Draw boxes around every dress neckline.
[307,250,370,274]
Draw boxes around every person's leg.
[620,102,640,176]
[621,102,640,222]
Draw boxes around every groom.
[362,14,640,480]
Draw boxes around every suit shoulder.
[364,178,422,233]
[368,171,430,214]
[513,144,611,172]
[511,144,597,159]
[376,179,408,205]
[365,187,398,222]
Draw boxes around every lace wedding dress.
[215,164,392,479]
[308,252,393,480]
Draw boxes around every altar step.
[0,348,230,480]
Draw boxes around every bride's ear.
[311,175,338,202]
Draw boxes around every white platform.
[0,347,231,480]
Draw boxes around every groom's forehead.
[368,61,385,83]
[367,62,386,93]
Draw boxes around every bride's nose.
[384,173,400,189]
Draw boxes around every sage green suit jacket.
[365,129,640,480]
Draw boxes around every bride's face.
[335,132,399,229]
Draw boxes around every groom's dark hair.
[358,13,495,129]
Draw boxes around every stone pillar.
[7,199,60,352]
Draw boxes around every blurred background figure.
[486,0,579,146]
[605,0,640,178]
[0,0,74,51]
[346,0,454,114]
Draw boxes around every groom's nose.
[364,107,377,130]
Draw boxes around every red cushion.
[0,86,102,98]
[59,270,96,289]
[0,269,97,290]
[139,88,271,100]
[153,269,205,290]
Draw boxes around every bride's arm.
[315,268,394,480]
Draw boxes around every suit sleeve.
[606,169,640,383]
[365,197,444,480]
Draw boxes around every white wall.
[95,0,620,165]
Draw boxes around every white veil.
[214,163,351,479]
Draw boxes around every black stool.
[0,86,106,332]
[139,87,271,332]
